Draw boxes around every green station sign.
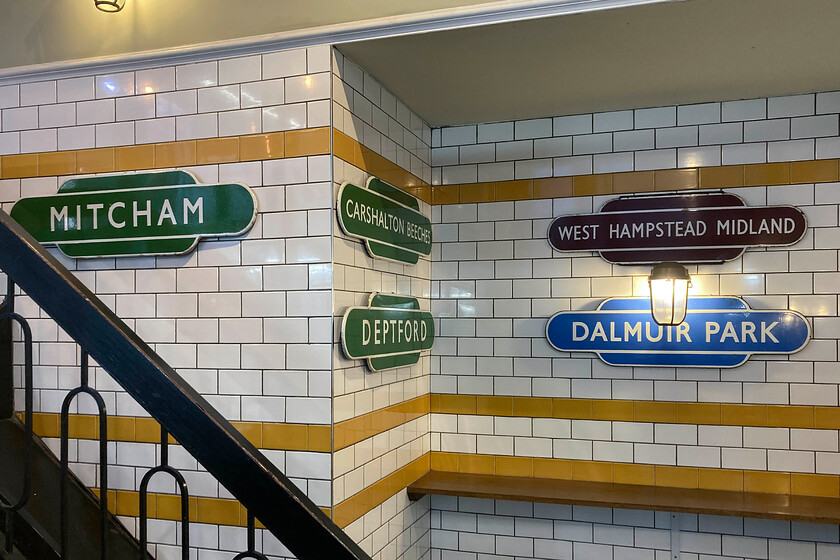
[341,293,435,372]
[337,177,432,265]
[10,171,257,258]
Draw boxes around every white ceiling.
[338,0,840,126]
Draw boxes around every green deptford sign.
[337,177,432,265]
[10,171,257,258]
[341,293,435,372]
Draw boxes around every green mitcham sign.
[10,171,257,258]
[341,293,435,372]
[337,177,432,265]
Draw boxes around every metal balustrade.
[0,280,34,555]
[138,426,190,560]
[0,207,371,560]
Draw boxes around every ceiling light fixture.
[648,262,692,326]
[95,0,125,12]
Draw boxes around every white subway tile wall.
[332,50,433,560]
[6,39,840,560]
[431,93,840,560]
[5,45,335,560]
[4,50,330,154]
[432,183,840,402]
[332,52,432,186]
[432,93,840,182]
[431,496,840,560]
[344,494,432,560]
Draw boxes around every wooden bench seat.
[407,471,840,524]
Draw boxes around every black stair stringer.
[0,417,147,560]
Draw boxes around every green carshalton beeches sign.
[341,293,435,372]
[337,177,432,265]
[10,171,257,258]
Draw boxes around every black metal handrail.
[0,208,370,560]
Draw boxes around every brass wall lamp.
[95,0,125,12]
[648,262,692,326]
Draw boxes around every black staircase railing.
[0,279,34,555]
[0,296,12,419]
[0,208,370,560]
[60,350,109,560]
[139,426,190,560]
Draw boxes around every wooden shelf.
[407,471,840,524]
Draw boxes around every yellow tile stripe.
[333,453,430,528]
[9,130,834,209]
[431,394,840,430]
[334,394,430,451]
[333,129,431,204]
[432,159,840,205]
[91,488,330,527]
[28,412,332,453]
[430,452,840,498]
[0,127,330,180]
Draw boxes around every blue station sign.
[546,297,810,368]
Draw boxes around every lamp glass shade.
[648,263,691,326]
[95,0,125,12]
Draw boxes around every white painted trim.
[0,0,680,84]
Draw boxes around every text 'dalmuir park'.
[546,297,810,368]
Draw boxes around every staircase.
[0,207,371,559]
[0,530,27,560]
[0,417,141,559]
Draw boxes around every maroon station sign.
[548,192,807,264]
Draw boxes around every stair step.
[0,530,29,560]
[0,418,140,560]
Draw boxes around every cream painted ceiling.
[338,0,840,125]
[1,0,837,128]
[0,0,514,70]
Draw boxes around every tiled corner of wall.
[331,48,434,560]
[332,49,432,185]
